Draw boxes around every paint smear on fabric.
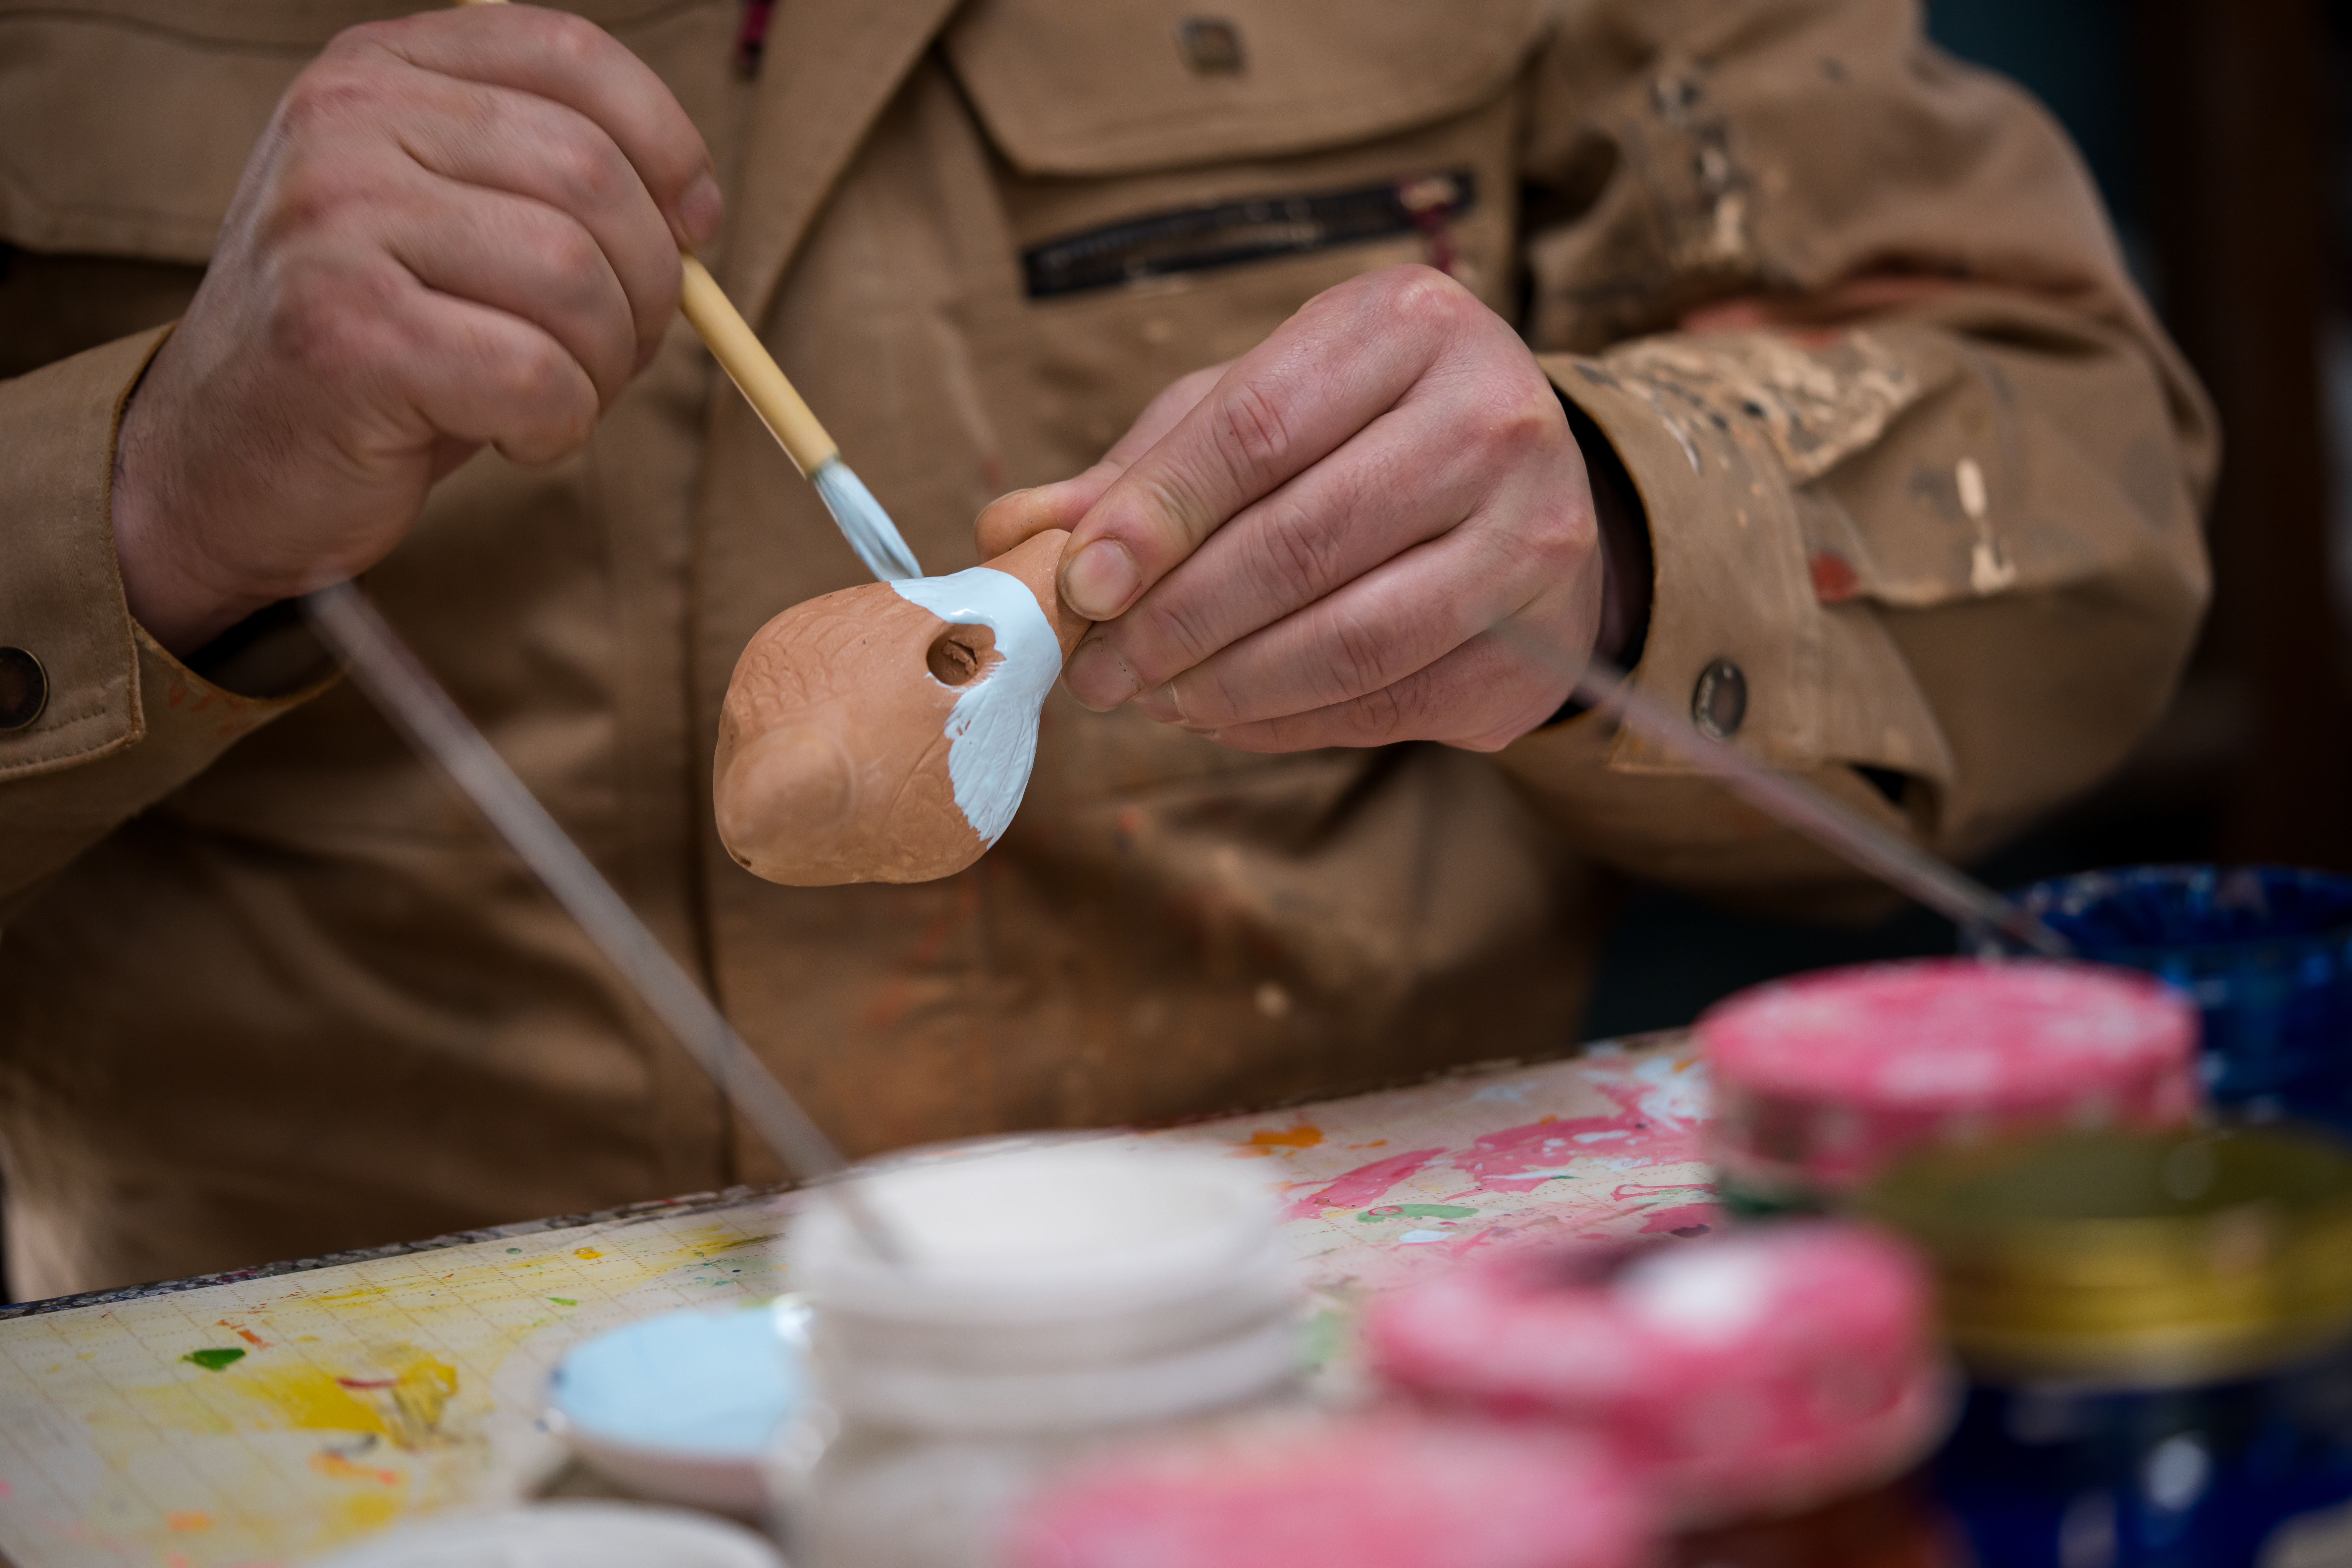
[1284,1148,1444,1219]
[890,566,1062,844]
[1358,1204,1479,1223]
[182,1348,245,1372]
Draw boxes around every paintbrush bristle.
[813,457,923,582]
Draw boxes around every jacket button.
[1175,17,1245,74]
[0,647,46,731]
[1691,659,1747,740]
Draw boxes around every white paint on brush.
[890,567,1059,846]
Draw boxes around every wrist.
[1569,395,1652,669]
[110,379,268,657]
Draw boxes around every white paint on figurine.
[890,566,1061,845]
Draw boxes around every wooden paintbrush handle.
[453,0,838,478]
[678,256,839,478]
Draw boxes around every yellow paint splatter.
[310,1452,401,1487]
[572,1247,603,1261]
[338,1492,402,1535]
[155,1350,461,1450]
[165,1512,210,1533]
[1234,1124,1323,1156]
[331,1354,459,1449]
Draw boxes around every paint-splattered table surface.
[0,1033,1713,1568]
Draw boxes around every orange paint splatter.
[311,1452,401,1487]
[1232,1124,1323,1157]
[573,1247,602,1261]
[217,1319,269,1348]
[166,1512,211,1533]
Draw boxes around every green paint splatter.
[182,1347,245,1372]
[1357,1203,1479,1223]
[547,1297,577,1307]
[507,1247,523,1254]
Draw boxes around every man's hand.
[111,4,721,656]
[975,266,1635,754]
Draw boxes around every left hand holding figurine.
[974,263,1642,753]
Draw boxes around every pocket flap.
[943,0,1543,177]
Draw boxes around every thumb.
[974,459,1125,559]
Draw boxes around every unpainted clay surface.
[714,529,1087,886]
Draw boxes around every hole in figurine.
[927,625,997,686]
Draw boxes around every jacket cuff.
[1531,348,1823,775]
[0,327,326,792]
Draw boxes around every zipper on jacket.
[1022,170,1476,299]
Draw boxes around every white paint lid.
[306,1502,784,1568]
[793,1139,1286,1324]
[792,1139,1300,1432]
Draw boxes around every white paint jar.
[772,1139,1301,1568]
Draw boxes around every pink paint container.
[1003,1415,1651,1568]
[1697,959,2198,1213]
[1363,1225,1958,1564]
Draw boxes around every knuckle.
[1320,608,1390,704]
[541,219,608,290]
[1350,678,1411,739]
[539,9,603,63]
[1258,499,1347,603]
[1476,387,1566,465]
[1148,594,1222,673]
[1217,378,1293,473]
[1377,264,1474,333]
[277,62,378,137]
[551,135,625,211]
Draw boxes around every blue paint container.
[547,1299,809,1516]
[1973,866,2352,1131]
[1865,1127,2352,1567]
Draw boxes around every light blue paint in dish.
[550,1301,808,1458]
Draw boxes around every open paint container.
[1976,865,2352,1131]
[545,1298,810,1516]
[779,1138,1302,1568]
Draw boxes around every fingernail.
[679,172,723,247]
[1131,681,1182,724]
[1061,539,1141,620]
[1063,636,1142,711]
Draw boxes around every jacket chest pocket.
[942,0,1542,487]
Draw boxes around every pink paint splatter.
[1283,1148,1444,1219]
[1451,1070,1708,1193]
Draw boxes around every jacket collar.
[720,0,969,320]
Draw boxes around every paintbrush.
[1550,644,2071,957]
[454,0,920,584]
[303,580,909,1262]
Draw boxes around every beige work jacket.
[0,0,2213,1298]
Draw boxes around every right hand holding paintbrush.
[109,4,720,656]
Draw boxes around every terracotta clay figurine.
[715,529,1089,885]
